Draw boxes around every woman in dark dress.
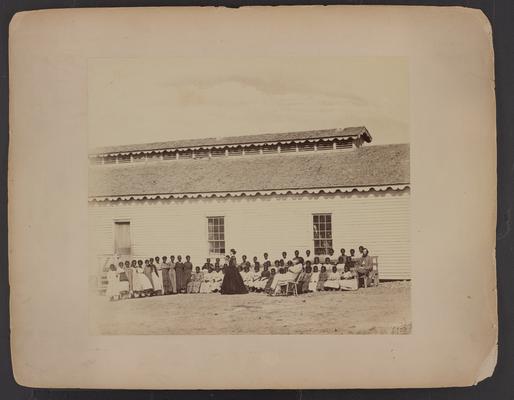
[161,256,172,295]
[175,255,184,293]
[168,255,177,294]
[264,268,276,294]
[220,249,248,295]
[183,255,193,292]
[301,263,313,294]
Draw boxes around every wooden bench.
[368,256,379,287]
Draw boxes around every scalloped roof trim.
[88,184,410,202]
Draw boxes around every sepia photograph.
[87,57,411,335]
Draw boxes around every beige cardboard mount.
[8,6,497,389]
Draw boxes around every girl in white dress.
[200,267,213,293]
[132,260,153,297]
[150,264,163,295]
[211,266,223,292]
[308,265,320,292]
[116,262,130,297]
[340,272,358,291]
[324,265,341,290]
[248,265,260,291]
[105,264,120,301]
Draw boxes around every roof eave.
[90,127,372,157]
[88,183,411,202]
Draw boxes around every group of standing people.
[105,255,197,300]
[104,246,373,301]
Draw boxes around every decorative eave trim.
[88,136,358,158]
[88,184,410,203]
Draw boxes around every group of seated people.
[104,246,373,301]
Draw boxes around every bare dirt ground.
[90,281,411,335]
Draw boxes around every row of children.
[104,247,371,300]
[242,260,358,294]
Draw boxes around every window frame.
[207,216,226,256]
[113,219,132,256]
[312,213,333,256]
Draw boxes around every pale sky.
[88,57,409,149]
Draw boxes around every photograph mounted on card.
[8,6,496,389]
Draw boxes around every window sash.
[313,214,332,255]
[114,221,131,255]
[207,217,226,255]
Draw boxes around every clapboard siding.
[89,188,410,280]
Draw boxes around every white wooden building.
[88,127,410,280]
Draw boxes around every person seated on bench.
[269,263,286,293]
[308,265,320,292]
[254,263,270,292]
[355,248,373,279]
[248,264,263,292]
[211,265,224,292]
[264,267,277,294]
[317,265,329,291]
[340,265,358,291]
[199,266,214,293]
[295,264,308,294]
[324,265,341,291]
[186,266,203,293]
[270,259,303,295]
[300,262,313,294]
[240,263,252,289]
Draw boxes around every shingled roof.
[90,127,371,156]
[89,143,409,201]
